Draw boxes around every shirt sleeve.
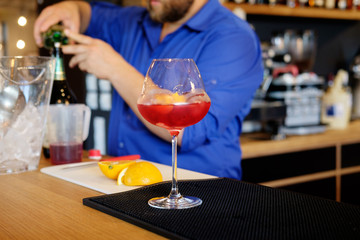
[181,22,264,152]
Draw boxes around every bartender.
[33,0,263,179]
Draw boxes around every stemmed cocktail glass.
[137,58,211,209]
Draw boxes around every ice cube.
[0,103,45,170]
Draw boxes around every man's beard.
[148,0,195,23]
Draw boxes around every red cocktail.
[137,58,211,209]
[138,99,210,136]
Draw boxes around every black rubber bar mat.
[83,178,360,240]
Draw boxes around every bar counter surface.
[0,157,166,240]
[2,156,359,240]
[241,120,360,159]
[1,121,360,239]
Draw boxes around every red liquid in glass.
[138,101,210,135]
[50,142,83,165]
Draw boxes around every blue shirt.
[86,0,263,179]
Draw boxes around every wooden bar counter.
[240,120,360,202]
[0,158,166,239]
[241,120,360,159]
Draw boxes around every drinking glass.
[137,58,211,209]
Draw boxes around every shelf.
[240,120,360,159]
[223,2,360,20]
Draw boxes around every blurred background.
[1,0,360,204]
[1,0,360,150]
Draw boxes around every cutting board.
[41,161,216,194]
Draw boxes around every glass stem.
[169,134,181,199]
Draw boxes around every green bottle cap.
[42,24,68,49]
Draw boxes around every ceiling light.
[16,40,25,49]
[18,16,27,27]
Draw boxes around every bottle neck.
[52,46,66,81]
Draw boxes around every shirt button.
[119,142,124,148]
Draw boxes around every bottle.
[287,0,297,8]
[321,70,352,129]
[42,24,77,158]
[325,0,336,8]
[353,0,360,9]
[338,0,347,9]
[42,24,69,49]
[315,0,325,7]
[50,42,77,105]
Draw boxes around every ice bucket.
[0,56,55,173]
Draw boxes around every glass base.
[148,195,202,209]
[0,160,28,174]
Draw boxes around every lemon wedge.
[172,92,186,103]
[117,167,129,185]
[154,93,173,104]
[154,92,186,104]
[117,161,163,186]
[98,160,136,180]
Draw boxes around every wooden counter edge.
[240,120,360,159]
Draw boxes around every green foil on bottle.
[42,24,68,49]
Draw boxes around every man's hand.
[62,30,124,81]
[33,1,91,47]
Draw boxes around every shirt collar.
[140,0,218,49]
[141,11,162,50]
[141,0,219,32]
[185,0,219,32]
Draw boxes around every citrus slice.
[98,160,136,180]
[117,167,129,185]
[154,93,173,104]
[117,161,163,186]
[154,92,186,104]
[172,92,186,103]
